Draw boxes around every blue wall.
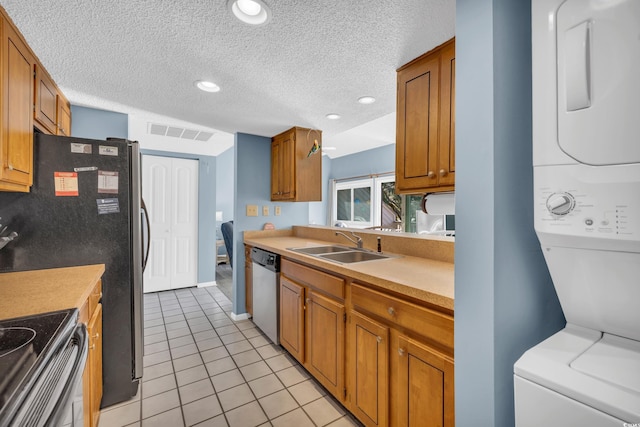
[308,154,331,225]
[141,150,217,285]
[329,144,395,180]
[232,133,310,315]
[455,0,564,426]
[216,147,235,225]
[71,105,128,139]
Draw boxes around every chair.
[221,221,233,267]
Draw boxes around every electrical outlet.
[262,206,269,216]
[275,206,281,216]
[246,204,258,216]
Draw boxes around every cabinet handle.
[427,170,435,178]
[398,348,405,356]
[387,307,396,316]
[8,164,13,171]
[376,336,382,343]
[90,344,95,350]
[439,169,447,177]
[93,332,100,339]
[306,298,311,304]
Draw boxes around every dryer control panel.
[535,165,639,241]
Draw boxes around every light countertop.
[244,232,454,313]
[0,264,105,320]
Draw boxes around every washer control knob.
[546,193,575,216]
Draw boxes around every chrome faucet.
[335,231,363,249]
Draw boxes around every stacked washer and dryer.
[514,0,640,425]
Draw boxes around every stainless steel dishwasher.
[250,247,280,345]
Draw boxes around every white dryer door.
[556,0,640,165]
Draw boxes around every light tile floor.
[98,286,363,427]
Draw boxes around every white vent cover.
[147,122,214,142]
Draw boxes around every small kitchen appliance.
[514,0,640,425]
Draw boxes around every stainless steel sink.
[288,245,353,255]
[318,250,393,263]
[288,245,397,264]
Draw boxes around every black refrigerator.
[0,132,148,407]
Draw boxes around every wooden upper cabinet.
[396,38,455,195]
[35,62,72,136]
[0,12,36,192]
[56,91,71,136]
[271,126,322,202]
[34,63,58,134]
[0,6,72,192]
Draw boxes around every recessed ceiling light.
[358,96,376,104]
[196,81,221,92]
[326,113,341,120]
[228,0,272,26]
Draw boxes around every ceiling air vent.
[147,122,214,142]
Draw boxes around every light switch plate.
[275,206,281,216]
[246,204,258,216]
[262,206,269,216]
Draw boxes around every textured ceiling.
[1,0,455,157]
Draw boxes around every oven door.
[10,323,88,426]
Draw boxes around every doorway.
[142,155,199,293]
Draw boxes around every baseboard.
[197,281,217,288]
[230,312,252,321]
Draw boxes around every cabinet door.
[438,42,455,187]
[348,310,389,427]
[271,130,295,200]
[279,276,305,363]
[306,289,345,400]
[271,137,282,199]
[57,93,71,136]
[34,64,58,134]
[0,18,35,191]
[396,335,454,427]
[88,303,103,427]
[396,54,440,193]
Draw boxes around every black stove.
[0,309,79,424]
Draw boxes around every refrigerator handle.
[141,198,151,272]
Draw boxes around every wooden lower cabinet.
[279,259,346,402]
[349,283,454,427]
[396,334,454,427]
[87,303,103,427]
[305,289,345,399]
[348,310,389,427]
[81,279,103,427]
[276,259,454,426]
[280,275,305,362]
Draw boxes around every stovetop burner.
[0,327,37,358]
[0,309,77,413]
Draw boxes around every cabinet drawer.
[351,283,453,352]
[281,258,344,300]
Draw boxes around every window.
[331,174,451,234]
[334,179,373,228]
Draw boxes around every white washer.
[516,0,640,424]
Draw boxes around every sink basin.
[319,250,393,264]
[289,245,353,255]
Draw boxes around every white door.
[142,155,198,293]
